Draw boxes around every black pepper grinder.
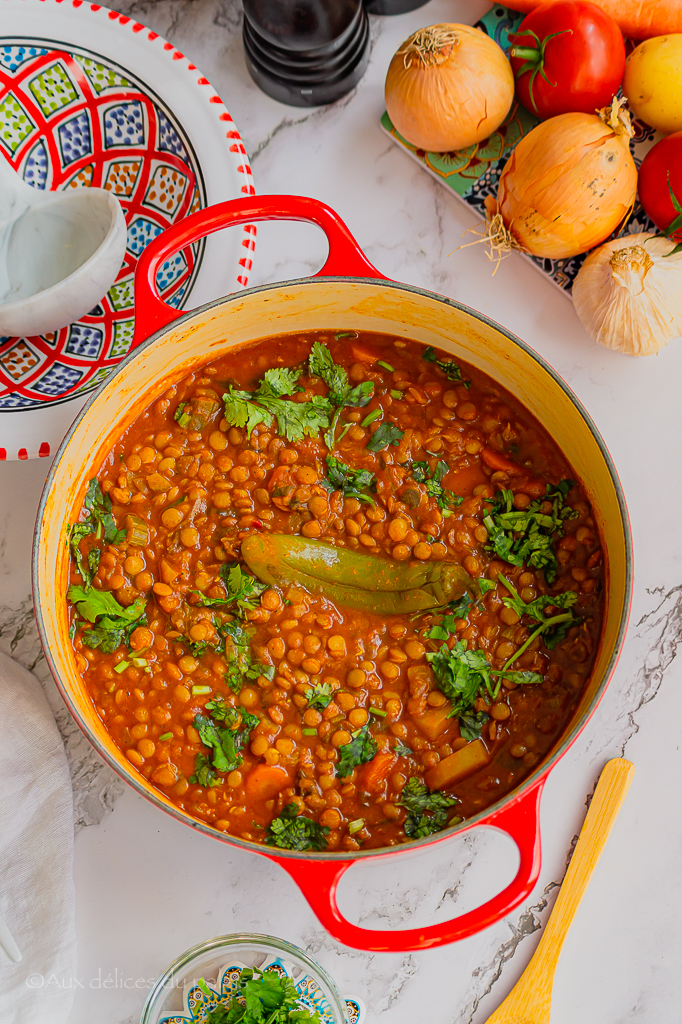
[242,0,371,107]
[364,0,429,12]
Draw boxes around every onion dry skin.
[487,102,637,259]
[385,23,514,153]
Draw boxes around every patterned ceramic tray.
[381,4,660,293]
[0,0,255,461]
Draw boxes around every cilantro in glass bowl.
[140,934,356,1024]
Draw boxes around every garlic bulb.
[572,233,682,356]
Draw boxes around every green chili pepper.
[241,534,475,615]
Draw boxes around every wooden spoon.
[484,758,635,1024]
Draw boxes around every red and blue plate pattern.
[0,41,206,409]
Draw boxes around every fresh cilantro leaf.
[82,478,126,545]
[478,578,495,596]
[200,563,267,617]
[309,341,348,396]
[222,385,273,436]
[425,635,542,734]
[459,711,490,742]
[422,346,471,387]
[68,586,146,654]
[68,479,125,584]
[261,365,302,396]
[394,740,413,757]
[497,575,579,653]
[193,703,258,777]
[69,521,95,585]
[189,753,221,787]
[265,803,329,851]
[444,592,475,620]
[411,459,462,515]
[427,640,491,726]
[222,364,332,444]
[399,777,459,838]
[336,723,378,778]
[309,342,373,409]
[308,342,373,448]
[217,620,274,693]
[484,481,578,583]
[305,681,333,710]
[204,966,321,1024]
[366,423,404,452]
[321,455,376,505]
[258,392,332,444]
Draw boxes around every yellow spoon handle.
[486,758,635,1024]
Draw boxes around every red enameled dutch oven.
[33,196,632,952]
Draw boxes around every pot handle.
[133,194,387,346]
[272,780,545,952]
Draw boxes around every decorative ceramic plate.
[381,4,659,294]
[0,0,256,461]
[158,956,366,1024]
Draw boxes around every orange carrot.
[497,0,682,40]
[481,448,523,474]
[245,764,290,802]
[359,752,396,792]
[350,344,378,363]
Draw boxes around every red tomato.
[638,132,682,241]
[509,1,625,119]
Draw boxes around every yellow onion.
[385,23,514,153]
[485,99,637,260]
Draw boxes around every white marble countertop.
[2,0,681,1021]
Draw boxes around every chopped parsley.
[265,803,329,852]
[305,681,334,710]
[366,422,404,452]
[222,365,333,444]
[67,585,146,654]
[484,481,578,584]
[498,574,580,651]
[219,619,274,693]
[422,346,470,387]
[399,777,460,838]
[308,341,373,448]
[194,564,267,618]
[191,700,259,781]
[412,459,463,515]
[202,966,321,1024]
[69,478,125,585]
[394,740,413,757]
[320,455,376,505]
[336,723,378,777]
[426,638,542,740]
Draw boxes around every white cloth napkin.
[0,651,76,1024]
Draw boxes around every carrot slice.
[350,344,377,364]
[481,448,523,474]
[424,740,490,790]
[359,752,397,792]
[245,764,290,803]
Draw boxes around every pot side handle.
[271,780,545,952]
[132,194,387,346]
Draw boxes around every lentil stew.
[66,332,604,853]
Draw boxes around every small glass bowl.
[140,933,350,1024]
